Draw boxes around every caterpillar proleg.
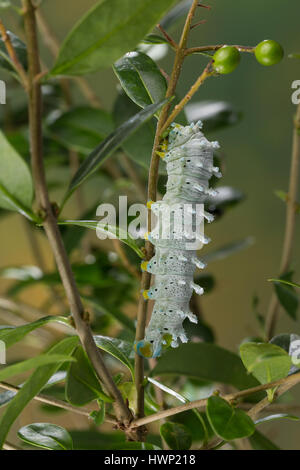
[135,121,221,359]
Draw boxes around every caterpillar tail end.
[134,340,162,358]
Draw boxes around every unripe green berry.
[213,46,240,74]
[255,40,284,66]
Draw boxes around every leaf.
[47,107,114,154]
[49,0,177,77]
[160,0,193,29]
[240,342,292,387]
[0,315,72,348]
[113,51,167,112]
[94,335,134,378]
[142,34,170,45]
[269,278,300,289]
[83,295,135,332]
[64,99,168,203]
[203,237,254,264]
[90,403,106,426]
[0,131,35,219]
[0,31,27,75]
[66,346,112,406]
[18,423,73,450]
[272,273,299,320]
[0,336,78,449]
[0,354,75,382]
[249,430,280,450]
[185,101,241,133]
[255,413,300,425]
[58,220,144,258]
[160,422,192,450]
[113,91,159,172]
[151,343,259,390]
[206,396,255,441]
[205,186,245,214]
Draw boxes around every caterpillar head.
[168,121,203,149]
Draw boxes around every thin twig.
[0,381,117,424]
[265,103,300,339]
[0,19,28,89]
[156,24,178,50]
[130,372,300,428]
[134,0,203,425]
[22,0,132,427]
[185,44,254,56]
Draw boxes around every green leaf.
[83,295,135,332]
[151,343,259,390]
[90,402,106,426]
[66,346,112,406]
[255,413,300,425]
[0,31,27,76]
[58,220,144,258]
[0,336,79,449]
[0,354,75,382]
[185,101,241,133]
[206,396,255,441]
[269,278,300,289]
[113,51,167,112]
[142,34,170,45]
[113,91,159,172]
[63,99,168,203]
[272,273,299,320]
[249,430,280,450]
[49,0,177,77]
[160,0,193,29]
[18,423,73,450]
[240,342,292,387]
[160,422,192,450]
[0,131,35,219]
[0,315,72,348]
[203,237,254,264]
[94,335,134,378]
[270,333,300,374]
[47,107,114,155]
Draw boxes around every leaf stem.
[22,0,132,427]
[185,44,255,56]
[265,103,300,339]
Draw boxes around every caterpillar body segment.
[135,121,220,358]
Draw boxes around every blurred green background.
[1,0,300,448]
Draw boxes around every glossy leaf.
[272,273,299,320]
[206,396,255,441]
[94,335,134,378]
[240,342,292,386]
[160,422,192,450]
[185,101,241,133]
[113,51,167,111]
[58,220,144,258]
[0,131,35,219]
[0,31,27,75]
[0,354,75,382]
[151,343,259,390]
[113,91,159,172]
[49,0,177,76]
[66,346,112,406]
[249,430,280,450]
[0,315,72,348]
[0,336,78,449]
[47,107,114,154]
[269,278,300,289]
[18,423,73,450]
[64,99,168,202]
[255,413,300,425]
[142,34,170,45]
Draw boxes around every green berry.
[213,46,240,74]
[255,40,284,66]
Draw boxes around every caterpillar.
[134,121,221,359]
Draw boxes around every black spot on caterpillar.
[134,122,221,358]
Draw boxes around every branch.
[185,44,254,56]
[130,372,300,428]
[21,0,132,427]
[265,103,300,339]
[0,381,117,425]
[134,0,200,424]
[156,24,178,50]
[0,19,28,89]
